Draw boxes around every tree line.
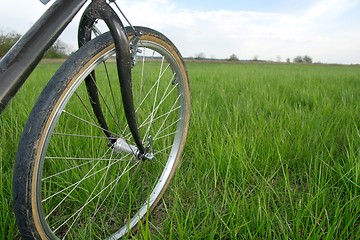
[227,53,313,63]
[192,52,315,64]
[0,29,69,58]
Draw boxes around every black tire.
[13,27,190,239]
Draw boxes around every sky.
[0,0,359,64]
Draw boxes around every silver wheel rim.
[35,38,188,239]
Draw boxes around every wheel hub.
[113,137,154,160]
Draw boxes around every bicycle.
[0,0,190,239]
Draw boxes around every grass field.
[1,61,359,239]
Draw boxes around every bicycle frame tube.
[0,0,87,114]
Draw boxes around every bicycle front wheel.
[13,27,190,239]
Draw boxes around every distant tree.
[294,55,313,64]
[195,52,206,60]
[0,30,21,57]
[0,29,70,59]
[303,55,313,64]
[228,53,239,61]
[293,56,304,63]
[253,55,259,61]
[286,58,291,63]
[44,39,69,58]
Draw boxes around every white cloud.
[0,0,359,64]
[116,0,360,63]
[304,0,359,20]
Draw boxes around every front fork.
[77,0,148,160]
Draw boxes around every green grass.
[1,62,359,239]
[0,63,58,239]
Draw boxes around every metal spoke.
[154,118,181,140]
[42,151,129,204]
[88,70,121,132]
[42,160,94,181]
[138,83,179,133]
[139,99,180,131]
[44,156,133,162]
[153,131,179,141]
[103,61,123,130]
[154,145,173,157]
[55,160,140,236]
[73,91,100,126]
[52,133,110,139]
[62,110,119,138]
